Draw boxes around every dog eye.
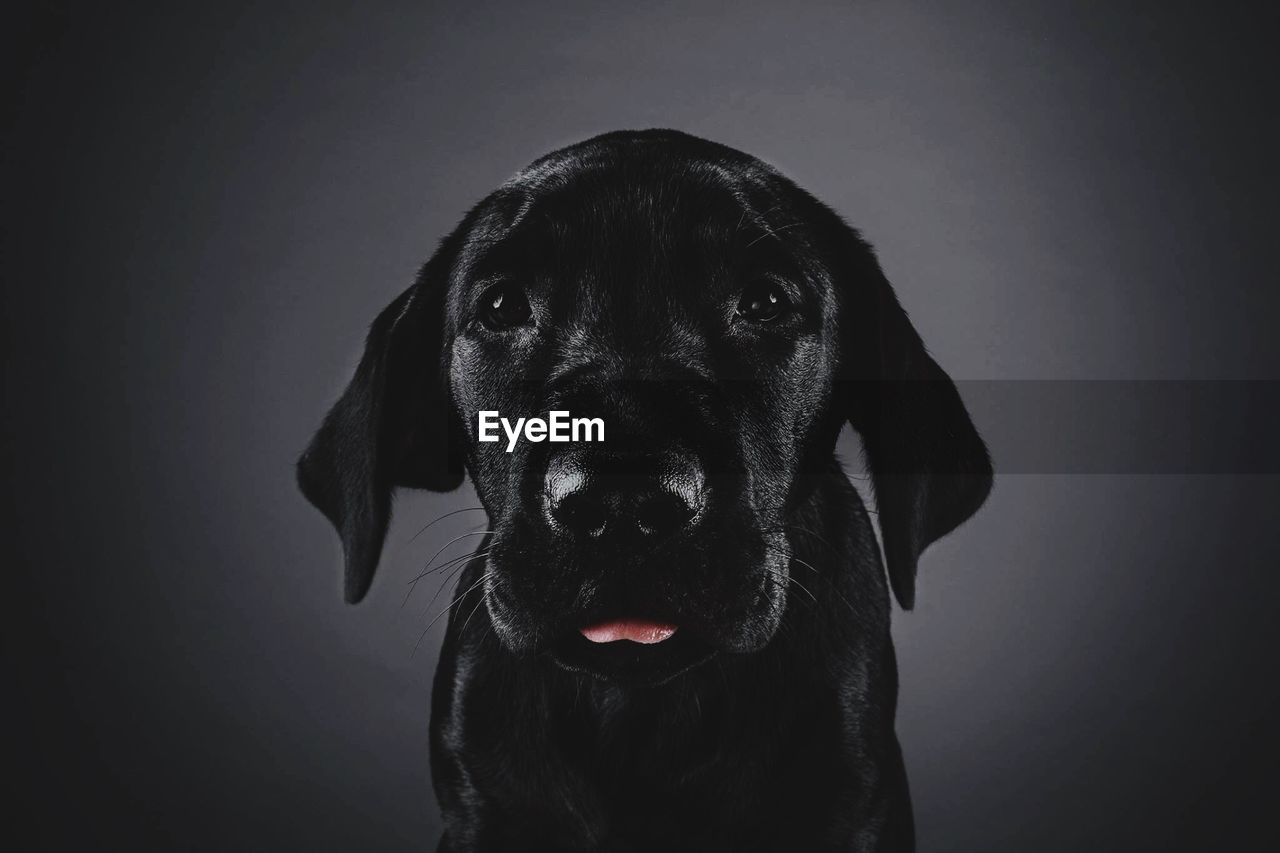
[480,283,532,330]
[736,281,791,323]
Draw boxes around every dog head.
[298,130,991,684]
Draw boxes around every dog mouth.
[550,616,712,685]
[579,618,678,645]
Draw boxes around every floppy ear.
[297,248,465,603]
[838,230,993,610]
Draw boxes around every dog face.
[298,130,991,684]
[448,146,841,681]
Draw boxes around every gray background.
[6,1,1277,850]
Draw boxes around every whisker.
[419,555,476,607]
[409,550,491,612]
[459,585,490,636]
[406,541,494,589]
[403,551,486,611]
[408,506,487,542]
[761,545,823,578]
[738,202,786,234]
[431,549,487,596]
[762,567,817,603]
[414,570,495,655]
[410,531,495,581]
[745,221,804,248]
[778,522,841,556]
[760,546,858,618]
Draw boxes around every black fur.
[298,130,992,851]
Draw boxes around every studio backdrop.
[6,1,1277,850]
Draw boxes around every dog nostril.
[635,492,695,537]
[553,492,608,537]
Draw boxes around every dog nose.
[544,452,705,539]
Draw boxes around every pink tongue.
[580,619,678,645]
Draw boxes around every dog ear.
[837,230,993,610]
[296,246,465,604]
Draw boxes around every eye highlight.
[479,283,532,330]
[735,280,791,323]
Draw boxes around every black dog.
[298,130,991,851]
